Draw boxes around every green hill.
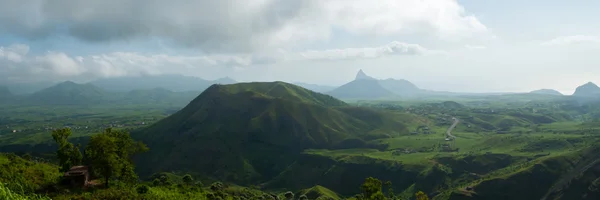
[132,81,415,184]
[25,81,107,105]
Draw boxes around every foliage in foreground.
[84,128,149,187]
[0,153,60,196]
[0,183,50,200]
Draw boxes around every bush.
[136,185,150,194]
[152,179,160,186]
[210,182,225,191]
[182,174,194,184]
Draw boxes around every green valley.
[1,80,600,200]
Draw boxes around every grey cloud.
[0,41,440,82]
[0,0,488,53]
[0,0,322,53]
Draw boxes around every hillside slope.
[447,146,600,200]
[132,82,414,184]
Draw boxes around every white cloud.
[0,42,440,82]
[320,0,489,39]
[0,44,29,62]
[465,45,487,50]
[0,0,489,52]
[0,44,254,82]
[541,35,600,46]
[296,41,442,61]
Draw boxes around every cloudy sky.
[1,0,600,94]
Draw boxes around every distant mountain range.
[89,74,236,92]
[0,74,237,95]
[530,89,563,96]
[1,81,198,106]
[323,69,600,101]
[327,69,424,99]
[2,71,599,104]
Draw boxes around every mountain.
[293,82,336,93]
[572,82,600,97]
[26,81,107,105]
[327,79,395,99]
[530,89,563,96]
[90,74,237,92]
[132,81,413,183]
[0,81,57,95]
[328,70,419,99]
[213,76,237,85]
[355,69,376,80]
[378,78,423,97]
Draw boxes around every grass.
[0,104,177,146]
[0,183,51,200]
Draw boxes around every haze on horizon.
[1,0,600,95]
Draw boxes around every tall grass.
[0,182,51,200]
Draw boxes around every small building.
[63,165,90,188]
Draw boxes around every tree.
[51,128,82,172]
[84,128,148,188]
[385,181,395,199]
[415,191,429,200]
[360,177,385,200]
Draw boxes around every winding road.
[446,117,459,140]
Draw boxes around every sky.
[1,0,600,94]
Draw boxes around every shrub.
[136,185,150,194]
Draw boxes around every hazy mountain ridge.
[89,74,237,92]
[327,79,396,99]
[327,69,581,100]
[26,81,108,105]
[293,82,336,93]
[10,81,197,106]
[530,89,563,96]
